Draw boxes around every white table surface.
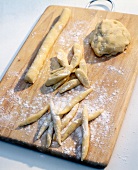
[0,0,138,170]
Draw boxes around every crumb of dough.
[90,19,131,57]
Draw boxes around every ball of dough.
[90,19,131,57]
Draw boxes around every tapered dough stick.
[79,58,87,74]
[75,68,90,88]
[18,104,49,127]
[46,121,54,148]
[53,102,76,140]
[88,109,104,121]
[58,88,93,115]
[36,114,52,140]
[61,103,79,129]
[45,69,71,86]
[57,49,69,67]
[52,77,69,90]
[61,109,103,142]
[58,79,80,93]
[50,100,62,145]
[70,43,83,69]
[81,106,89,161]
[25,8,71,83]
[61,118,81,142]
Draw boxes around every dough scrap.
[90,19,131,57]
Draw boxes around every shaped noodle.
[36,114,51,140]
[81,106,89,161]
[79,58,87,74]
[58,79,80,93]
[70,43,83,69]
[61,103,79,129]
[75,68,90,88]
[61,118,81,142]
[52,77,69,90]
[45,69,71,86]
[18,104,49,127]
[57,49,69,67]
[61,109,103,142]
[50,100,62,145]
[58,88,93,115]
[50,67,64,74]
[46,122,54,148]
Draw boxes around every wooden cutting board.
[0,5,138,168]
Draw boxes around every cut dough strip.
[79,58,87,74]
[50,100,62,145]
[61,109,103,142]
[70,43,83,69]
[58,88,93,116]
[81,106,89,161]
[58,79,80,93]
[45,69,71,86]
[18,104,49,127]
[75,68,90,88]
[46,121,54,148]
[57,49,69,67]
[46,65,74,88]
[25,8,71,83]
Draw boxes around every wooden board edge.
[105,62,138,165]
[0,135,106,169]
[1,5,138,168]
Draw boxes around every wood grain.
[0,6,138,168]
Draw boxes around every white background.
[0,0,138,170]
